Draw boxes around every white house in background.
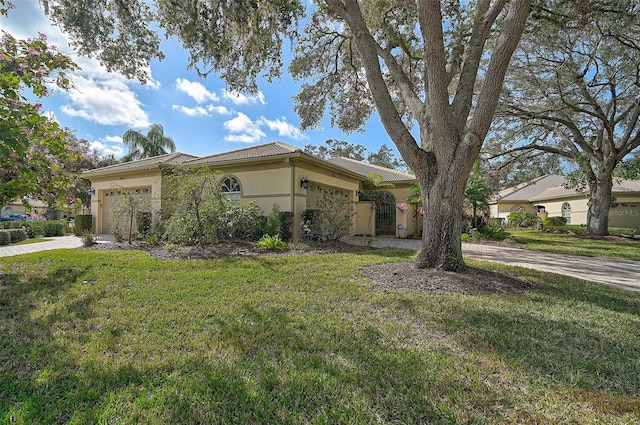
[488,174,640,230]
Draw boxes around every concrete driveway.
[342,236,640,292]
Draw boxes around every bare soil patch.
[360,262,532,295]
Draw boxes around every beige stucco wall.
[608,196,640,230]
[89,170,163,234]
[354,202,375,235]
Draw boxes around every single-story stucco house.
[80,142,418,240]
[488,174,640,230]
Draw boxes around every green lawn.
[1,248,639,424]
[508,229,640,261]
[14,238,53,246]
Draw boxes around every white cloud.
[172,105,210,117]
[175,78,219,103]
[89,140,125,157]
[223,113,306,143]
[207,105,232,115]
[258,117,306,140]
[62,75,150,127]
[222,89,266,106]
[2,1,156,129]
[223,112,266,143]
[103,135,123,144]
[172,104,233,117]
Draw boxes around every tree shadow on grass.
[438,293,640,397]
[0,283,468,424]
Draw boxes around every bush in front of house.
[215,201,266,241]
[542,216,567,227]
[42,220,68,237]
[264,205,294,241]
[302,189,355,241]
[165,200,266,245]
[508,211,539,228]
[136,211,152,236]
[74,214,93,236]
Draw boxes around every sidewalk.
[342,236,640,292]
[0,235,84,258]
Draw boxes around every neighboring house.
[488,174,640,230]
[1,198,50,220]
[80,142,418,239]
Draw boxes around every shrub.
[42,220,68,237]
[543,216,567,227]
[26,221,45,237]
[0,230,11,245]
[217,201,265,240]
[264,205,294,241]
[302,189,355,241]
[301,209,321,240]
[81,230,96,247]
[487,217,505,228]
[74,214,93,236]
[8,228,27,243]
[508,211,539,228]
[257,234,287,251]
[136,211,152,236]
[479,226,508,240]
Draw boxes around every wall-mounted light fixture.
[300,177,309,190]
[88,188,96,196]
[355,189,362,200]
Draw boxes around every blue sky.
[1,0,395,159]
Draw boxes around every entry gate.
[375,192,396,235]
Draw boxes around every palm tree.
[121,124,177,161]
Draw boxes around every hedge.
[0,220,69,237]
[0,231,11,245]
[74,214,93,236]
[544,225,637,237]
[8,228,27,243]
[508,211,539,228]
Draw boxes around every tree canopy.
[494,0,640,235]
[0,18,83,207]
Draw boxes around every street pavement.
[1,234,638,292]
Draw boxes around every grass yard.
[14,238,53,246]
[508,229,640,261]
[1,248,639,424]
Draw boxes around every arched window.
[562,202,572,224]
[221,176,241,200]
[510,204,525,212]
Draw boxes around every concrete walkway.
[0,235,84,258]
[2,234,638,292]
[342,236,640,293]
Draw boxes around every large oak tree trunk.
[416,175,467,271]
[587,173,613,236]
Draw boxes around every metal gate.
[375,192,396,235]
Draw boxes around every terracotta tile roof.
[186,142,301,165]
[326,157,415,182]
[80,152,198,177]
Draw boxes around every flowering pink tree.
[0,6,82,208]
